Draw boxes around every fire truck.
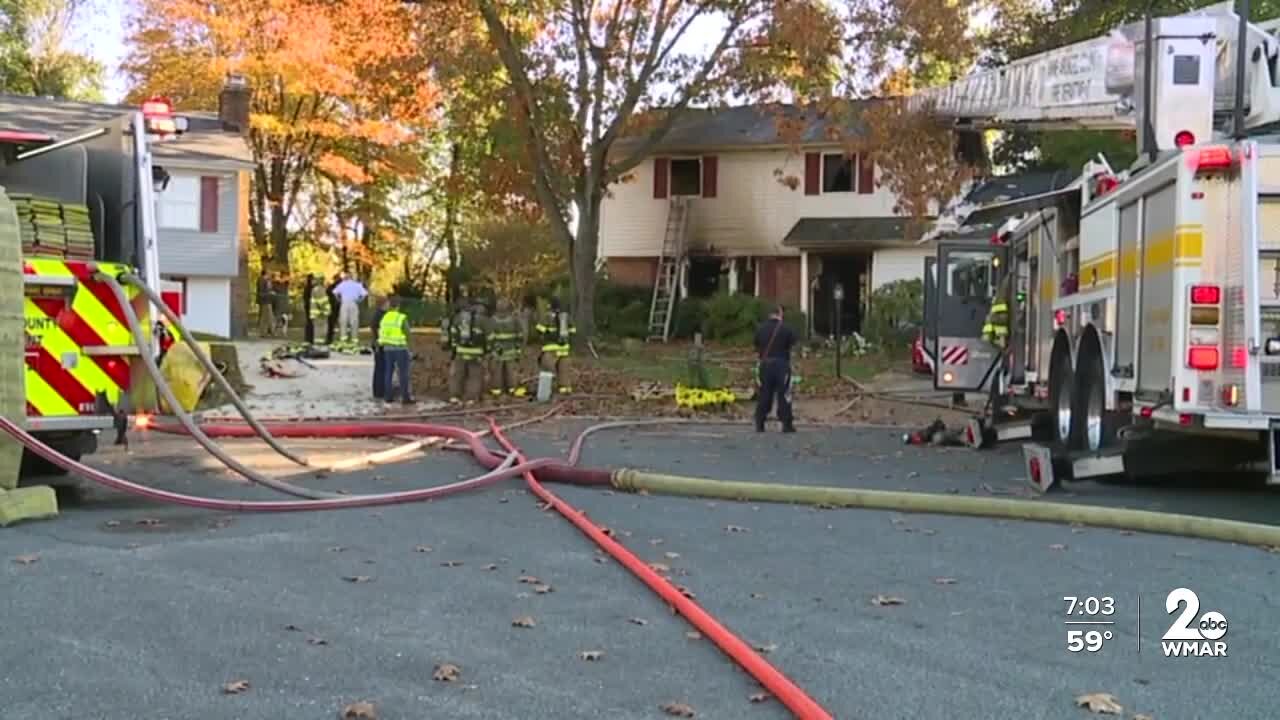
[917,2,1280,487]
[2,98,186,476]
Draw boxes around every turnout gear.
[488,299,525,397]
[447,302,488,403]
[536,299,575,394]
[982,274,1012,346]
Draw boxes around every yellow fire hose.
[610,469,1280,547]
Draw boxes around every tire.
[1049,347,1075,449]
[1074,345,1117,453]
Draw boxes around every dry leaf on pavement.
[284,624,303,632]
[1133,714,1153,720]
[676,585,696,599]
[12,554,39,565]
[749,692,771,703]
[432,663,461,682]
[440,561,463,568]
[725,525,749,533]
[649,562,671,573]
[661,701,696,717]
[483,563,498,571]
[629,617,648,626]
[414,545,432,553]
[340,701,378,719]
[307,636,329,646]
[1075,692,1124,714]
[578,650,605,661]
[754,642,778,654]
[664,551,680,559]
[343,575,373,583]
[1049,544,1068,551]
[136,518,164,527]
[871,595,906,606]
[518,575,540,584]
[934,578,958,585]
[512,616,536,628]
[328,546,347,553]
[222,680,250,694]
[685,631,702,640]
[533,584,554,594]
[104,520,121,528]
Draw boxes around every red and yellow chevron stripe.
[22,258,148,418]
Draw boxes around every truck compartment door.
[934,242,1008,392]
[923,255,938,366]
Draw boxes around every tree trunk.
[443,142,462,305]
[269,159,289,273]
[570,194,601,344]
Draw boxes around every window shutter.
[701,155,718,198]
[804,153,820,195]
[653,157,669,199]
[200,176,219,232]
[857,154,875,194]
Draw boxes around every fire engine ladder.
[647,197,691,342]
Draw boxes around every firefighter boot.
[447,357,466,404]
[556,356,574,395]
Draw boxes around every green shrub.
[595,280,651,338]
[864,278,923,348]
[672,297,707,339]
[703,293,766,343]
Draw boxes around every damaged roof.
[782,216,933,250]
[614,102,873,153]
[0,93,253,167]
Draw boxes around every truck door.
[934,241,1009,392]
[922,256,938,370]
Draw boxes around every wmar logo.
[1161,588,1227,657]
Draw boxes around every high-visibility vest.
[378,311,408,347]
[310,288,330,319]
[536,311,574,356]
[982,302,1009,343]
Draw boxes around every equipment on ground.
[2,97,186,485]
[919,2,1280,489]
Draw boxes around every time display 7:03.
[1064,596,1115,615]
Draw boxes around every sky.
[69,0,132,102]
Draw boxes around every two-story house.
[600,103,935,336]
[0,91,254,338]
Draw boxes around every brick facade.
[605,257,658,287]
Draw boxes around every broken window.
[670,158,701,196]
[822,154,853,193]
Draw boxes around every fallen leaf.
[441,561,463,568]
[593,557,606,564]
[629,617,648,626]
[12,554,39,565]
[685,631,702,640]
[920,529,938,536]
[536,501,552,511]
[649,562,671,573]
[284,624,304,632]
[512,615,536,628]
[328,546,347,553]
[340,701,378,719]
[664,551,680,559]
[676,585,696,599]
[104,520,121,528]
[649,538,664,545]
[754,642,778,654]
[578,650,604,661]
[343,575,373,584]
[725,524,749,533]
[136,518,164,527]
[1119,531,1135,537]
[890,516,907,525]
[1049,544,1068,551]
[1075,692,1123,715]
[934,577,958,585]
[871,595,906,606]
[1132,714,1153,720]
[533,584,554,594]
[432,663,461,682]
[483,563,498,571]
[222,679,250,695]
[307,636,329,646]
[661,701,696,717]
[749,692,771,703]
[498,497,509,504]
[750,592,766,599]
[414,545,432,553]
[518,575,540,584]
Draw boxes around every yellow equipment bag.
[159,342,212,413]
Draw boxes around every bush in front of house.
[864,278,923,349]
[703,292,767,343]
[672,297,707,339]
[595,279,651,338]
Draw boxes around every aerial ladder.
[914,1,1280,490]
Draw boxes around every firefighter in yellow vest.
[488,297,526,397]
[982,271,1012,347]
[378,296,414,405]
[536,297,575,394]
[447,298,488,404]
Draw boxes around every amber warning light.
[141,97,188,135]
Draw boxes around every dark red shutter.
[701,155,718,198]
[653,157,669,199]
[857,154,875,194]
[804,153,820,195]
[200,176,219,232]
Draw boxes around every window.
[946,251,995,299]
[669,158,701,196]
[822,153,854,193]
[1172,55,1200,85]
[158,175,201,230]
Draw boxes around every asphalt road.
[1,419,1277,719]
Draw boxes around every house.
[0,88,254,338]
[599,103,939,336]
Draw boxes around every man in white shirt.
[332,273,368,343]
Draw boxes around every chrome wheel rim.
[1056,375,1072,443]
[1086,377,1104,451]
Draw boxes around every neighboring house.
[0,88,254,338]
[599,103,938,336]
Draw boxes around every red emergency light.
[141,97,173,117]
[1187,345,1220,371]
[1190,145,1234,173]
[1189,284,1221,305]
[1175,130,1196,148]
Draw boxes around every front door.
[934,242,1008,392]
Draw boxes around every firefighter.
[305,273,330,347]
[753,304,797,433]
[488,298,526,398]
[536,297,575,395]
[446,298,488,404]
[981,271,1013,347]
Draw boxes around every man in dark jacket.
[325,273,342,345]
[753,304,797,433]
[369,296,389,400]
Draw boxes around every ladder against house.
[648,197,691,342]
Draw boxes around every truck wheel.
[1049,350,1074,449]
[1078,347,1118,452]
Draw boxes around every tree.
[0,0,104,100]
[124,0,445,274]
[474,0,837,341]
[461,216,567,304]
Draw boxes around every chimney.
[218,74,251,133]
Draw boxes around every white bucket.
[536,371,554,402]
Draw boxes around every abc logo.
[1161,588,1228,657]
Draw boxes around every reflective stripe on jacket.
[378,311,409,347]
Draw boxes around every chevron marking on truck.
[941,345,969,365]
